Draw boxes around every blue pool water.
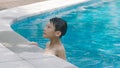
[11,0,120,68]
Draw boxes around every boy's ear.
[55,31,61,37]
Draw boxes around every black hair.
[50,17,67,38]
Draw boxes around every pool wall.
[0,0,88,68]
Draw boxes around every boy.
[30,17,67,60]
[43,17,67,60]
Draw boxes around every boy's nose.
[43,27,47,32]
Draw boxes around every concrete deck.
[0,0,88,68]
[0,0,46,10]
[0,43,75,68]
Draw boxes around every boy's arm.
[29,41,38,46]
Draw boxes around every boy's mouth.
[43,31,46,35]
[44,33,46,35]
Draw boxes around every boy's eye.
[47,25,51,28]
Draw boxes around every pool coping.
[0,0,88,68]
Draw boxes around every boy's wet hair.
[50,17,67,38]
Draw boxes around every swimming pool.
[11,0,120,68]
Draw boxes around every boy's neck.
[50,37,61,46]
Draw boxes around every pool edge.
[0,0,88,68]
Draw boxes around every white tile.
[18,52,44,60]
[26,56,77,68]
[0,61,36,68]
[0,47,22,62]
[4,43,44,59]
[3,43,43,53]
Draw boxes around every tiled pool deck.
[0,0,88,68]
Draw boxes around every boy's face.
[43,22,56,38]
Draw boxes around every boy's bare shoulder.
[57,44,65,52]
[56,44,66,60]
